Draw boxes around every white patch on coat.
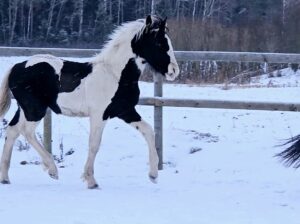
[25,54,64,75]
[135,57,146,72]
[57,77,89,117]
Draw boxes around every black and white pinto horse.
[0,15,179,188]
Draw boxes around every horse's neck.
[93,49,146,83]
[93,22,144,81]
[94,47,131,79]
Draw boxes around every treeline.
[1,0,299,51]
[0,0,300,83]
[0,0,158,47]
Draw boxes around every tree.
[9,0,19,44]
[46,0,56,41]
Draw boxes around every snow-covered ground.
[0,57,300,224]
[250,67,300,87]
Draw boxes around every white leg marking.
[82,117,106,189]
[130,120,159,183]
[0,125,20,184]
[23,121,58,179]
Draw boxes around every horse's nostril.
[173,68,176,73]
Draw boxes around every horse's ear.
[146,15,152,26]
[159,17,167,32]
[163,17,167,24]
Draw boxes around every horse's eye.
[156,43,166,50]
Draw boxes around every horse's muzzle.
[166,62,180,81]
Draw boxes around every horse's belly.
[57,88,88,117]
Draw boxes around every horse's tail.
[276,135,300,168]
[0,67,12,118]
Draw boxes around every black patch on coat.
[103,58,141,123]
[9,107,20,126]
[59,61,92,92]
[9,61,61,122]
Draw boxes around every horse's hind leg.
[82,115,106,189]
[22,120,58,179]
[0,111,21,184]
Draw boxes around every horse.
[0,15,179,189]
[276,135,300,169]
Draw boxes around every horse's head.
[131,15,179,81]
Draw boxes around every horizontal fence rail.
[0,46,99,58]
[1,47,300,63]
[174,51,300,63]
[1,47,300,169]
[139,97,300,112]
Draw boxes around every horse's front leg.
[130,119,159,183]
[82,116,106,189]
[118,108,159,182]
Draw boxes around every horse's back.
[25,54,63,74]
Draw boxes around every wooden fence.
[1,47,300,170]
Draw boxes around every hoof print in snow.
[20,160,28,165]
[187,130,219,143]
[20,160,41,166]
[163,161,176,168]
[189,147,202,154]
[65,148,75,156]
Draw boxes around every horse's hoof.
[88,183,100,189]
[149,175,158,184]
[0,179,10,184]
[49,172,59,180]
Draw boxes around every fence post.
[153,73,163,170]
[43,109,52,154]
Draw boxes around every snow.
[0,56,300,224]
[250,67,300,87]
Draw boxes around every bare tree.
[27,0,34,41]
[19,0,26,42]
[55,0,67,30]
[192,0,198,22]
[151,0,156,14]
[78,0,84,40]
[9,0,19,45]
[202,0,216,21]
[117,0,123,25]
[46,0,56,41]
[175,0,180,21]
